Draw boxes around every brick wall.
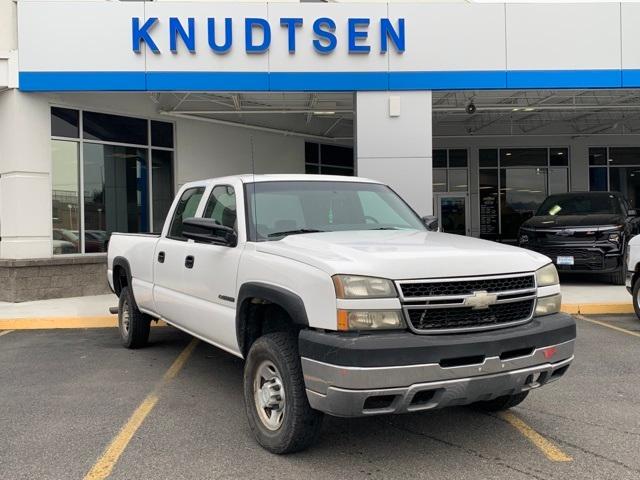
[0,256,110,302]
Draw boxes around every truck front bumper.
[299,313,575,417]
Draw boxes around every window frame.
[50,104,176,255]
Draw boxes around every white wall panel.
[506,3,621,71]
[389,3,506,72]
[18,2,145,72]
[621,3,640,69]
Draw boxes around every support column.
[0,90,52,259]
[355,91,433,215]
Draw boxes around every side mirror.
[629,209,638,217]
[182,218,237,247]
[421,215,439,232]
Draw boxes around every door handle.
[185,255,195,269]
[158,251,165,263]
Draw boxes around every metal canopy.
[155,89,640,142]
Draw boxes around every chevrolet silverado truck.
[107,174,576,454]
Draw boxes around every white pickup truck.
[108,174,576,453]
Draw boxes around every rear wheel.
[243,332,323,454]
[471,391,529,412]
[118,286,151,349]
[633,277,640,319]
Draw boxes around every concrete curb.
[561,303,634,315]
[0,316,167,330]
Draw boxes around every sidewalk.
[560,282,633,314]
[0,294,118,329]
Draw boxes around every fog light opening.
[363,395,397,411]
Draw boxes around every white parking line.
[0,330,15,337]
[575,314,640,338]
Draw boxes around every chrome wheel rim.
[253,360,286,431]
[120,299,130,336]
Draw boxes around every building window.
[50,107,175,255]
[305,142,354,176]
[479,147,570,241]
[432,149,469,193]
[589,147,640,207]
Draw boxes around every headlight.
[337,310,406,331]
[535,294,561,316]
[333,275,397,299]
[536,263,559,287]
[608,232,621,244]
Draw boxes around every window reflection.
[52,140,80,254]
[83,144,149,252]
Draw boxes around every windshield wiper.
[366,227,399,230]
[268,228,325,238]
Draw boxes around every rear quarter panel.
[108,233,160,312]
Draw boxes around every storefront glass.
[51,140,81,254]
[50,107,175,254]
[479,147,569,241]
[589,147,640,207]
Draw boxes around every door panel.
[180,184,242,352]
[153,186,205,323]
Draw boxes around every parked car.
[518,191,639,285]
[626,235,640,318]
[107,175,576,453]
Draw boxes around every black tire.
[118,286,151,349]
[471,391,529,412]
[632,277,640,319]
[243,332,323,454]
[608,266,626,286]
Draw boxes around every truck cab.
[108,174,576,454]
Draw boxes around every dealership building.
[3,0,640,301]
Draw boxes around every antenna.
[250,135,257,240]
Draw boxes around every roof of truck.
[183,174,383,188]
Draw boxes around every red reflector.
[543,347,557,359]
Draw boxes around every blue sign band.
[19,70,640,92]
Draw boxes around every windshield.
[536,194,622,216]
[245,181,425,241]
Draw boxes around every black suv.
[518,192,639,284]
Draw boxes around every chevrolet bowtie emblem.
[463,290,498,310]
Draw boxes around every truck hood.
[255,230,550,279]
[522,214,625,229]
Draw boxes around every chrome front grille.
[397,273,537,334]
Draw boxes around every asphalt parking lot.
[1,315,640,480]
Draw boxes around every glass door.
[434,193,470,236]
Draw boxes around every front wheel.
[471,391,529,412]
[118,286,151,349]
[608,266,626,286]
[243,332,323,454]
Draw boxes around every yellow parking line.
[576,314,640,338]
[499,411,572,462]
[84,338,199,480]
[0,330,15,337]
